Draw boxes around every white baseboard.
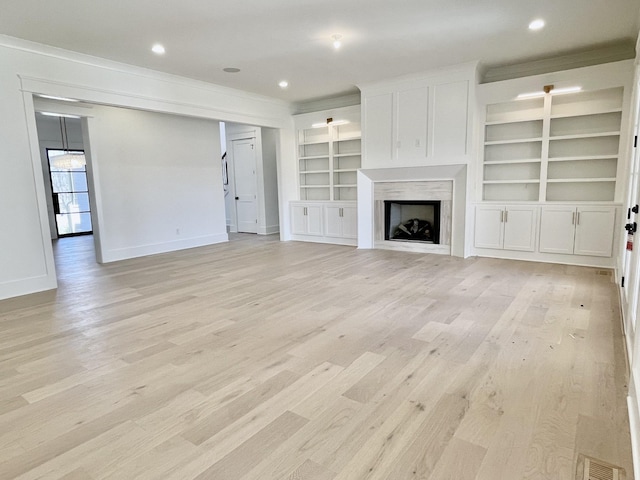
[258,224,280,235]
[101,233,228,263]
[0,273,57,301]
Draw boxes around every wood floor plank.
[0,234,632,479]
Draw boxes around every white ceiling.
[2,0,639,104]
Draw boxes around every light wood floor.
[0,234,633,479]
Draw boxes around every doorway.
[232,137,258,233]
[46,148,93,237]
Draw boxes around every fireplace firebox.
[384,200,441,244]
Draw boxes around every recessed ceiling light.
[278,80,289,89]
[151,44,165,55]
[223,67,241,73]
[529,19,545,30]
[331,34,342,50]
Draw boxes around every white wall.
[0,35,293,301]
[261,128,280,234]
[87,105,225,261]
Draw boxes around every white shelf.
[334,153,361,157]
[335,184,357,188]
[299,155,330,160]
[300,170,330,174]
[334,135,361,142]
[334,169,358,173]
[548,155,618,162]
[549,131,620,141]
[485,117,544,126]
[484,159,541,165]
[485,137,543,146]
[550,108,622,119]
[483,179,541,185]
[301,185,330,189]
[547,178,616,183]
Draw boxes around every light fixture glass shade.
[51,152,86,169]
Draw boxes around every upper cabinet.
[478,61,633,204]
[360,64,476,169]
[294,105,361,202]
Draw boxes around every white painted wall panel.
[397,86,428,163]
[363,93,393,168]
[432,80,469,162]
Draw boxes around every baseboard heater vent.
[576,454,625,480]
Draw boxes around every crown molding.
[482,41,636,84]
[0,34,291,110]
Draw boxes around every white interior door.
[622,80,640,339]
[232,138,258,233]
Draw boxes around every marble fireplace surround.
[357,165,467,256]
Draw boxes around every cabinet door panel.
[291,205,308,235]
[474,206,504,249]
[342,206,358,239]
[539,207,576,254]
[574,207,615,257]
[503,207,537,252]
[306,205,323,236]
[432,81,469,160]
[397,86,428,163]
[363,93,394,168]
[324,206,343,238]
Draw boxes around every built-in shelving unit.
[297,118,361,201]
[482,87,624,202]
[292,105,361,246]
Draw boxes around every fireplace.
[384,201,441,244]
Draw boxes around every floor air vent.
[576,454,625,480]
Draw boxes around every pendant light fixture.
[51,116,86,169]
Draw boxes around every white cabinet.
[539,206,616,257]
[291,201,357,245]
[361,67,474,168]
[291,203,323,236]
[325,204,357,239]
[474,205,537,252]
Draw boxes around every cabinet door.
[291,204,308,235]
[503,206,537,252]
[432,80,469,160]
[474,206,504,249]
[324,205,343,238]
[324,205,358,239]
[306,204,323,236]
[291,203,323,236]
[539,206,576,254]
[574,206,616,257]
[397,86,429,163]
[342,206,358,239]
[363,93,394,168]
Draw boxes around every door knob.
[235,196,239,200]
[625,222,637,234]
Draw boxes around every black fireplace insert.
[384,200,441,244]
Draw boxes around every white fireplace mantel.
[357,165,467,256]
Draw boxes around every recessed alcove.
[384,200,441,244]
